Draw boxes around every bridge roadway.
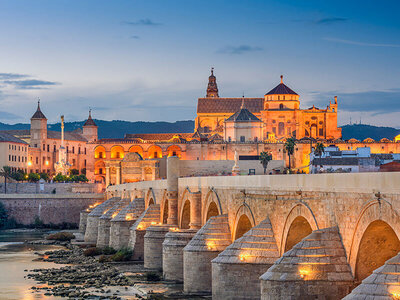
[84,159,400,299]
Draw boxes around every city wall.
[0,193,105,225]
[0,182,102,194]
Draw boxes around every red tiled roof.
[197,98,263,114]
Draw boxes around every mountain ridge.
[0,120,398,141]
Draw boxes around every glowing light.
[43,255,49,259]
[239,254,248,261]
[111,212,118,218]
[27,161,32,166]
[206,241,215,250]
[137,225,144,230]
[393,293,400,300]
[151,221,157,225]
[125,215,133,221]
[299,269,310,279]
[45,160,49,166]
[169,227,179,232]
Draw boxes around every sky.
[0,0,400,127]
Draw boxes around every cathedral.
[196,69,342,141]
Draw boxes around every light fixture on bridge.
[299,269,309,279]
[239,254,248,261]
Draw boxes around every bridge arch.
[160,190,168,224]
[203,189,223,224]
[348,199,400,281]
[145,188,156,208]
[232,203,256,240]
[179,189,191,229]
[280,202,319,255]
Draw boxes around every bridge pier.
[84,197,120,243]
[212,218,280,300]
[129,204,160,260]
[144,225,172,270]
[260,226,354,299]
[183,214,231,294]
[96,199,130,248]
[162,229,197,282]
[79,210,90,233]
[109,198,145,249]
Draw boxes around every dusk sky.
[0,0,400,127]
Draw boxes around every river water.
[0,229,65,300]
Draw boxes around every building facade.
[0,132,29,174]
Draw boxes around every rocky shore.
[25,236,210,299]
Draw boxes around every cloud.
[122,18,162,26]
[324,37,400,48]
[130,35,140,39]
[217,45,263,55]
[315,17,347,25]
[311,89,400,115]
[3,79,59,89]
[0,110,21,120]
[0,73,29,80]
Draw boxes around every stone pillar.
[105,166,110,187]
[163,229,197,282]
[166,156,179,225]
[79,210,90,233]
[189,192,202,229]
[115,165,121,185]
[144,225,171,270]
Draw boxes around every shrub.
[98,255,110,263]
[28,173,40,182]
[83,247,102,257]
[34,216,44,228]
[70,169,79,176]
[0,202,8,228]
[102,246,116,255]
[145,272,161,282]
[39,173,49,181]
[46,232,75,241]
[80,168,86,175]
[110,247,133,262]
[53,173,67,182]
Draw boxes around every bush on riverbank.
[83,246,117,257]
[145,271,161,281]
[46,232,75,241]
[110,247,133,262]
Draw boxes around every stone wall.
[0,193,104,225]
[0,182,102,194]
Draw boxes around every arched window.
[279,103,284,110]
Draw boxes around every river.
[0,229,65,300]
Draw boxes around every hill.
[0,120,398,141]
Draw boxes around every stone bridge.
[82,157,400,299]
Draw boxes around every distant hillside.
[0,120,398,141]
[0,120,195,139]
[341,124,400,141]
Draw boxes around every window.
[272,127,276,134]
[254,137,258,142]
[34,144,37,148]
[319,128,324,136]
[84,148,86,155]
[279,103,284,110]
[72,159,76,166]
[43,144,45,151]
[47,145,50,152]
[78,147,81,154]
[116,152,120,158]
[8,155,11,161]
[43,157,46,165]
[72,147,75,154]
[287,127,292,135]
[84,159,86,167]
[36,157,38,164]
[228,137,231,142]
[99,168,103,174]
[54,145,56,152]
[66,146,69,153]
[240,136,245,142]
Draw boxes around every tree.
[284,137,297,170]
[314,142,325,165]
[0,166,12,194]
[54,173,67,182]
[259,152,273,174]
[39,173,49,181]
[80,168,86,175]
[70,169,79,176]
[28,173,40,182]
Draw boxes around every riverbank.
[24,231,210,299]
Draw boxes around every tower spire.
[280,75,283,84]
[206,67,219,98]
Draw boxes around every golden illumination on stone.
[151,221,157,225]
[169,227,179,232]
[125,214,133,221]
[299,268,310,279]
[137,224,144,230]
[239,253,249,261]
[111,212,118,218]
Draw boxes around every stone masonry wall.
[0,194,104,225]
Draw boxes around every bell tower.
[206,67,219,98]
[82,109,98,142]
[30,100,47,148]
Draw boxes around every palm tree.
[259,152,273,174]
[314,142,325,163]
[313,142,325,173]
[0,166,12,194]
[284,137,296,171]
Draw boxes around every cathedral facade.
[196,70,342,141]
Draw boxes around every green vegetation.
[284,137,297,170]
[0,166,12,193]
[110,247,133,261]
[83,246,117,257]
[259,152,273,174]
[313,142,325,165]
[53,173,88,182]
[70,168,79,176]
[28,173,40,182]
[46,231,75,241]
